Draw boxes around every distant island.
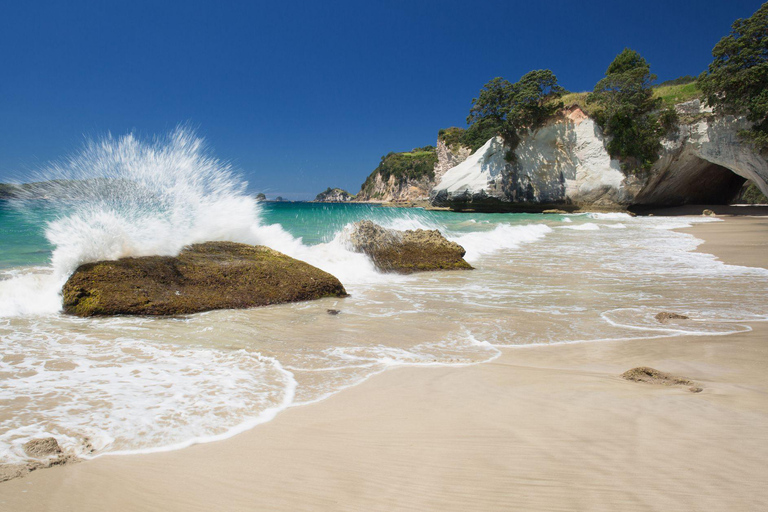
[314,187,355,203]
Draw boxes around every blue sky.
[1,0,763,199]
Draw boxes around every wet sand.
[1,214,767,511]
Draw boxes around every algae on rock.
[347,220,472,274]
[62,242,347,316]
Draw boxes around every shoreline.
[1,213,767,511]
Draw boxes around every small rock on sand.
[655,312,689,323]
[1,437,80,483]
[23,437,62,458]
[621,366,701,393]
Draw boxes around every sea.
[1,129,767,465]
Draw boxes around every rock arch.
[633,113,768,206]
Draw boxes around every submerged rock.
[348,220,472,274]
[62,242,348,316]
[655,312,690,323]
[621,366,701,393]
[0,437,81,483]
[22,438,62,458]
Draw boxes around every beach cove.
[1,214,766,511]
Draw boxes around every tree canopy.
[466,70,564,159]
[588,48,665,170]
[698,2,768,151]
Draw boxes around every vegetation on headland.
[587,48,674,171]
[438,124,498,153]
[657,75,697,87]
[654,82,702,107]
[466,70,565,161]
[698,2,768,152]
[359,147,437,199]
[561,82,703,114]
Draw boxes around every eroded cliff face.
[355,141,472,203]
[434,139,472,183]
[431,108,639,211]
[354,172,434,202]
[431,103,768,211]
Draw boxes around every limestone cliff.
[434,138,473,182]
[431,103,768,211]
[355,141,471,203]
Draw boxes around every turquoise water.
[0,199,544,269]
[0,200,55,269]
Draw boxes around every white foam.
[557,222,600,231]
[0,327,296,463]
[0,270,62,317]
[449,223,552,262]
[587,212,633,220]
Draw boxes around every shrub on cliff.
[588,48,663,171]
[466,70,565,160]
[438,125,500,153]
[698,2,768,152]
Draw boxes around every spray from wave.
[1,127,558,318]
[23,128,263,279]
[1,128,394,316]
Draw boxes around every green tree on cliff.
[467,70,565,160]
[588,48,663,171]
[698,2,768,151]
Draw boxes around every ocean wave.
[448,223,552,262]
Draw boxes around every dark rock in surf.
[347,220,472,274]
[62,242,347,316]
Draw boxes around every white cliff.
[431,103,768,210]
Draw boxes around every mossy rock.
[348,220,472,274]
[62,242,347,316]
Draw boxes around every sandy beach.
[1,213,766,511]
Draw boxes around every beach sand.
[1,214,766,511]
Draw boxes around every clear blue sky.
[1,0,763,199]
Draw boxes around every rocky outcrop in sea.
[314,187,355,202]
[62,242,347,316]
[347,220,472,273]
